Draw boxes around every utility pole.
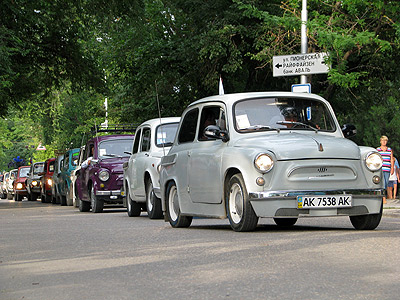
[300,0,308,84]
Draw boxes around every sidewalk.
[383,198,400,217]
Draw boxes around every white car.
[160,92,384,232]
[123,117,180,219]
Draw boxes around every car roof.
[138,117,181,128]
[188,91,328,108]
[88,134,135,144]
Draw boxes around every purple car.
[76,127,135,213]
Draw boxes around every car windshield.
[19,168,30,177]
[156,123,179,147]
[234,97,336,132]
[72,152,79,166]
[98,138,134,159]
[33,163,44,174]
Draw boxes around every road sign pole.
[300,0,308,84]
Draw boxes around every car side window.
[198,106,226,141]
[64,154,70,169]
[132,129,142,154]
[141,128,151,152]
[178,108,199,143]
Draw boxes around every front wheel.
[146,180,163,219]
[350,202,382,230]
[166,182,192,228]
[226,174,258,232]
[90,186,104,213]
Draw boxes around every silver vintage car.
[160,92,384,232]
[123,117,181,219]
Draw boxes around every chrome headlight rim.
[98,170,110,182]
[365,151,383,172]
[254,153,274,173]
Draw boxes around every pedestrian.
[387,156,400,199]
[377,135,393,204]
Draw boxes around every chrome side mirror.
[204,125,230,142]
[342,124,356,138]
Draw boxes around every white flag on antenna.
[219,76,224,95]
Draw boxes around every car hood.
[99,157,129,173]
[232,132,361,160]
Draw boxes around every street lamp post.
[300,0,308,84]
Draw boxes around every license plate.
[297,195,352,209]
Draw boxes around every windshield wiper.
[276,121,319,132]
[245,125,280,132]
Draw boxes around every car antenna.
[155,80,166,157]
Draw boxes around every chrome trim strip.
[249,189,384,199]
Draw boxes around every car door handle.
[145,153,149,157]
[187,151,191,157]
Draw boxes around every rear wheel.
[126,185,141,217]
[146,180,163,219]
[79,199,90,212]
[350,202,382,230]
[60,195,67,206]
[166,182,192,228]
[90,186,104,213]
[226,174,258,232]
[73,185,80,207]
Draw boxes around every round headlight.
[32,180,38,186]
[47,178,53,186]
[254,153,274,173]
[98,170,110,182]
[16,182,23,189]
[365,152,383,171]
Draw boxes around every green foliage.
[2,0,400,160]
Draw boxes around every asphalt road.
[1,199,400,300]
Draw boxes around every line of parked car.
[1,91,386,232]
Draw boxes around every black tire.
[350,202,382,230]
[166,182,192,228]
[17,194,23,201]
[79,199,90,212]
[56,194,61,204]
[7,193,13,200]
[146,180,163,219]
[27,193,33,201]
[51,195,57,204]
[274,218,298,227]
[32,193,39,201]
[90,186,104,213]
[126,185,141,217]
[74,184,80,208]
[226,174,258,232]
[60,195,67,206]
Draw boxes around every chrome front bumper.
[96,190,122,196]
[249,189,384,218]
[249,189,384,200]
